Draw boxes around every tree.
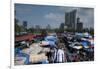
[27,27,35,33]
[46,24,51,32]
[89,27,94,35]
[83,28,89,32]
[41,29,47,37]
[35,25,41,33]
[15,18,21,34]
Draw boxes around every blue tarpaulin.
[44,36,57,47]
[16,53,29,64]
[81,41,88,47]
[45,36,57,42]
[15,48,22,54]
[15,48,29,64]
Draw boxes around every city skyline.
[15,3,94,29]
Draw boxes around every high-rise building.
[77,22,83,32]
[65,12,70,26]
[65,10,77,30]
[70,10,77,30]
[23,21,27,29]
[77,17,80,23]
[76,18,83,31]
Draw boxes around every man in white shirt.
[56,44,65,63]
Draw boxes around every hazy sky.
[15,3,94,29]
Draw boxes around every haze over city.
[15,4,94,29]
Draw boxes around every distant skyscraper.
[77,17,80,23]
[65,10,77,30]
[77,18,83,31]
[77,23,83,32]
[65,12,70,26]
[23,21,27,29]
[70,10,77,30]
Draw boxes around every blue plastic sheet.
[44,36,57,47]
[45,36,57,42]
[15,48,22,54]
[81,41,88,47]
[17,53,29,64]
[15,48,29,64]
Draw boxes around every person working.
[56,44,65,63]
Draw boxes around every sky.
[15,3,94,29]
